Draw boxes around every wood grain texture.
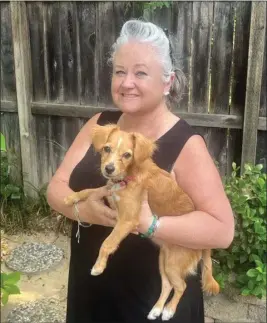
[10,1,39,196]
[241,2,266,171]
[1,2,16,101]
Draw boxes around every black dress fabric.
[66,110,205,323]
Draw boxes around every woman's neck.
[117,104,178,140]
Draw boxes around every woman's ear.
[91,124,119,151]
[131,132,157,164]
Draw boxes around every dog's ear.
[131,132,157,164]
[91,124,119,151]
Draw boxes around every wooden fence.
[0,1,266,197]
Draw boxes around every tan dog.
[65,124,220,321]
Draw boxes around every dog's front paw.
[64,193,80,206]
[91,265,105,276]
[147,307,162,320]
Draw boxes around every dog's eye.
[103,146,111,153]
[123,152,132,159]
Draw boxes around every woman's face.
[111,41,169,115]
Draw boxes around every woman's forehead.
[114,42,160,66]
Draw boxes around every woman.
[47,20,234,323]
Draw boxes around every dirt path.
[1,231,70,322]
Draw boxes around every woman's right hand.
[79,186,118,228]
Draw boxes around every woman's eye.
[123,152,132,159]
[136,71,147,77]
[103,146,111,153]
[115,70,125,76]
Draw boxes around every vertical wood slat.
[77,2,97,105]
[95,2,115,106]
[60,2,78,103]
[209,2,235,176]
[43,3,50,102]
[46,2,64,102]
[10,1,39,197]
[27,2,46,101]
[190,2,213,113]
[241,2,266,171]
[171,1,192,112]
[1,2,16,101]
[228,2,251,173]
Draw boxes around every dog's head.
[91,124,156,180]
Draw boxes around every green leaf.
[240,254,248,264]
[1,290,9,305]
[248,280,255,290]
[4,272,21,285]
[4,284,20,295]
[256,274,263,282]
[241,288,251,296]
[247,269,258,277]
[0,133,6,151]
[252,286,262,297]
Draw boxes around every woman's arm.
[46,113,117,227]
[138,135,235,249]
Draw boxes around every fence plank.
[46,2,64,102]
[10,1,39,196]
[241,2,266,171]
[96,2,114,106]
[1,2,16,101]
[190,1,213,113]
[59,2,78,102]
[228,2,251,173]
[171,1,192,111]
[27,2,46,101]
[208,2,235,176]
[77,2,97,105]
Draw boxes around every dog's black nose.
[105,164,115,175]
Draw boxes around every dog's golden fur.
[65,124,220,320]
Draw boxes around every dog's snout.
[105,164,115,175]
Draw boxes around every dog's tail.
[201,249,220,295]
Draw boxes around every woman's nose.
[121,73,135,88]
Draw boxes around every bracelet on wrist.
[139,214,160,238]
[73,202,92,243]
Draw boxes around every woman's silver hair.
[108,19,187,106]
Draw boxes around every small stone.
[5,243,63,274]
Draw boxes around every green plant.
[0,272,21,305]
[213,163,267,299]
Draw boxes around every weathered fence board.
[228,2,251,172]
[27,2,46,102]
[241,1,266,171]
[77,1,97,105]
[171,1,192,111]
[209,2,235,175]
[1,2,16,101]
[10,1,39,197]
[96,2,114,105]
[190,1,213,113]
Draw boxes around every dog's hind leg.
[91,220,137,276]
[147,248,173,320]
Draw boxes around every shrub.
[213,163,266,299]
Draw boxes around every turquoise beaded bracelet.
[139,214,159,238]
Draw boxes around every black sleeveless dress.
[66,110,204,323]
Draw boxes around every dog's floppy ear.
[91,124,119,151]
[131,132,157,164]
